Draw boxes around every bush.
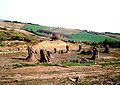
[103,39,120,48]
[0,44,4,47]
[11,36,21,40]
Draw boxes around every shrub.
[103,39,120,48]
[11,36,21,40]
[0,44,4,47]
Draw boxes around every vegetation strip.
[13,61,120,68]
[69,32,119,42]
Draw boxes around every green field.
[22,24,49,36]
[69,32,119,42]
[22,24,49,30]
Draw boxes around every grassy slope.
[0,30,38,45]
[22,24,50,36]
[22,24,80,37]
[1,21,120,43]
[22,24,120,42]
[69,32,119,42]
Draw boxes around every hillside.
[21,23,120,43]
[0,21,24,30]
[0,20,120,43]
[22,24,78,38]
[0,21,48,47]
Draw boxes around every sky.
[0,0,120,33]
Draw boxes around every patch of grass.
[99,61,120,66]
[0,44,4,47]
[13,63,39,68]
[60,61,96,66]
[13,63,60,68]
[13,60,120,68]
[22,24,49,36]
[22,24,48,30]
[69,32,119,42]
[13,61,96,68]
[41,63,60,66]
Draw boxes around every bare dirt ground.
[0,44,120,85]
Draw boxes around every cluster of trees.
[83,39,120,48]
[63,39,120,48]
[37,29,53,34]
[0,36,31,43]
[104,32,120,35]
[81,30,120,35]
[103,39,120,48]
[37,29,70,40]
